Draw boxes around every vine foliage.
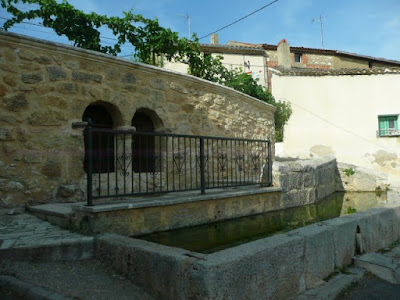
[1,0,291,141]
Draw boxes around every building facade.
[271,68,400,181]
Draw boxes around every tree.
[1,0,291,141]
[0,0,195,63]
[186,55,292,142]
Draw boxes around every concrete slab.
[71,186,282,213]
[353,253,400,284]
[295,267,365,300]
[28,203,73,216]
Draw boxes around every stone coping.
[0,31,276,113]
[71,186,282,213]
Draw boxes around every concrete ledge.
[0,239,94,262]
[295,267,365,300]
[71,186,282,213]
[354,253,400,284]
[0,275,71,300]
[70,187,283,236]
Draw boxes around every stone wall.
[0,32,276,207]
[273,157,337,207]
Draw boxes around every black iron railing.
[85,122,272,206]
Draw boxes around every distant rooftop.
[270,66,400,76]
[199,43,265,55]
[219,40,400,67]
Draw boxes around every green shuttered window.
[378,115,399,136]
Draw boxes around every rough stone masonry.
[0,32,276,207]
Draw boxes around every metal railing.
[85,122,272,206]
[377,129,400,137]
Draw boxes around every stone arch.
[132,108,164,131]
[131,108,163,173]
[82,102,120,173]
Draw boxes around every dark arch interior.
[132,112,155,172]
[83,105,115,173]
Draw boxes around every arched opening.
[132,111,155,172]
[83,104,115,173]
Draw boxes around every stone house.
[165,34,400,90]
[0,31,276,208]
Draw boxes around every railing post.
[267,140,273,187]
[199,138,206,194]
[86,119,94,206]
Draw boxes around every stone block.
[0,84,6,97]
[170,82,188,94]
[0,127,15,141]
[28,110,66,126]
[4,181,24,192]
[149,90,165,102]
[24,151,44,163]
[57,82,78,94]
[95,234,192,300]
[198,233,306,299]
[343,208,398,253]
[21,73,43,84]
[35,56,53,65]
[322,217,358,268]
[46,66,67,81]
[289,223,335,289]
[121,72,136,84]
[17,49,36,60]
[2,92,28,112]
[3,75,17,86]
[40,160,62,178]
[72,71,102,83]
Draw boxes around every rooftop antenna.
[177,14,191,39]
[312,15,326,48]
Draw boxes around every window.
[378,115,399,136]
[294,53,302,63]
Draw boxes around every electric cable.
[199,0,280,40]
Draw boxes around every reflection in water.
[137,192,387,254]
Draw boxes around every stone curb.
[294,267,365,299]
[0,239,94,262]
[0,275,71,300]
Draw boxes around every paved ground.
[0,259,154,300]
[337,272,400,299]
[0,210,154,299]
[0,210,91,251]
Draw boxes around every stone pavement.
[0,210,93,261]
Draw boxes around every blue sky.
[1,0,400,61]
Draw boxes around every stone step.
[295,267,365,300]
[0,238,93,262]
[28,203,73,229]
[353,253,400,284]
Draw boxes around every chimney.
[210,33,219,45]
[277,39,291,69]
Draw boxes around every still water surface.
[138,192,387,254]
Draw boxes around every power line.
[199,0,280,40]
